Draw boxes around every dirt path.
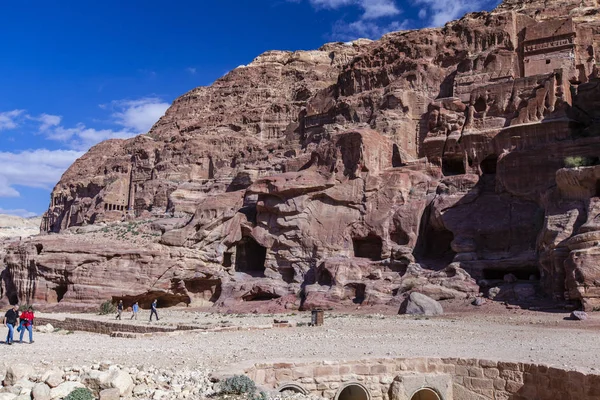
[2,306,598,375]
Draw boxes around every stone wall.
[239,357,600,400]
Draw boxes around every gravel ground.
[2,305,599,375]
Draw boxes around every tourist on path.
[149,299,159,321]
[3,305,19,345]
[116,300,124,320]
[131,302,139,320]
[19,306,34,344]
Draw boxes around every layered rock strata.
[2,0,600,310]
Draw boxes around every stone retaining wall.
[240,357,600,400]
[35,317,293,336]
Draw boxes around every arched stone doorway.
[277,383,308,395]
[335,383,371,400]
[410,388,441,400]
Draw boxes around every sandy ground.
[1,304,599,376]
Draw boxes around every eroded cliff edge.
[3,0,600,311]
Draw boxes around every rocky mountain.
[2,0,600,311]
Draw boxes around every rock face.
[2,0,600,311]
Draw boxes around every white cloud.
[298,0,404,40]
[27,97,170,150]
[0,110,25,131]
[332,19,408,40]
[0,208,38,218]
[0,149,83,198]
[308,0,400,19]
[37,113,62,132]
[415,0,500,27]
[111,97,170,132]
[186,67,197,74]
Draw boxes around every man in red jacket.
[19,306,34,344]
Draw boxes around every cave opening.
[317,268,333,286]
[184,278,222,303]
[390,230,410,246]
[483,267,540,281]
[474,97,487,113]
[235,237,267,277]
[353,235,383,261]
[54,282,68,303]
[442,158,465,176]
[280,267,295,284]
[481,155,498,175]
[223,252,233,268]
[345,283,366,304]
[242,289,281,302]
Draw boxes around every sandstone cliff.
[3,0,600,311]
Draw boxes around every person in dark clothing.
[116,300,124,320]
[149,299,159,321]
[3,305,19,345]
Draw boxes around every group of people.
[115,299,159,321]
[3,305,35,345]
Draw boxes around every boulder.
[31,384,52,400]
[99,388,121,400]
[472,297,486,306]
[0,394,17,400]
[571,311,588,321]
[107,370,133,396]
[4,364,35,386]
[44,370,64,388]
[50,382,85,400]
[400,292,443,316]
[36,324,54,334]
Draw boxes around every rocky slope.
[2,0,600,311]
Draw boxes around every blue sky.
[0,0,500,217]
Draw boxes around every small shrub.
[64,387,94,400]
[221,375,257,395]
[252,391,269,400]
[564,156,595,168]
[99,300,116,315]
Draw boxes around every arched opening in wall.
[235,237,267,277]
[35,244,43,255]
[410,388,441,400]
[344,283,366,304]
[353,235,383,260]
[474,97,487,113]
[208,157,215,179]
[335,383,370,400]
[442,158,465,176]
[480,155,498,175]
[278,384,308,395]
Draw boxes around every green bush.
[564,156,595,168]
[220,375,257,395]
[99,300,116,315]
[18,304,35,312]
[64,388,94,400]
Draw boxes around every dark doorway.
[442,158,465,176]
[481,155,498,174]
[235,237,267,277]
[353,235,383,260]
[345,283,366,304]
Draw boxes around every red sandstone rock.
[2,0,600,311]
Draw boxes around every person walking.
[19,306,34,344]
[149,299,159,321]
[116,300,124,320]
[3,305,19,345]
[131,302,139,320]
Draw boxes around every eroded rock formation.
[2,0,600,311]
